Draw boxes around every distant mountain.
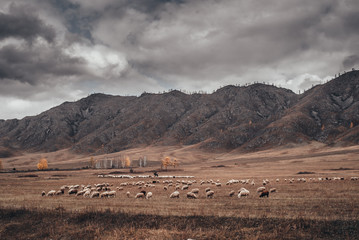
[1,70,358,155]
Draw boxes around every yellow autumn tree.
[125,156,131,167]
[37,158,48,170]
[162,156,172,170]
[89,157,97,168]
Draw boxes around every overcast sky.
[0,0,358,119]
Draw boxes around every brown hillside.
[0,70,358,155]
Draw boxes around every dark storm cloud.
[0,4,55,43]
[44,0,97,41]
[343,55,359,69]
[0,44,88,84]
[1,0,359,119]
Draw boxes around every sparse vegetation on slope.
[0,71,358,155]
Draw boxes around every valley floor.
[0,143,359,239]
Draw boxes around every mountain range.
[1,70,358,156]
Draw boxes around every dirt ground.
[0,143,358,239]
[1,142,358,217]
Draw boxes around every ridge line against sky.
[0,0,358,120]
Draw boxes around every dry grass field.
[1,143,359,239]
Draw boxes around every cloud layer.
[0,0,358,119]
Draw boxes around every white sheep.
[55,190,63,195]
[215,183,222,187]
[47,190,56,196]
[164,186,168,191]
[83,190,91,198]
[126,191,131,198]
[229,190,235,197]
[100,191,109,198]
[76,190,87,196]
[205,187,211,192]
[191,188,199,194]
[146,192,153,199]
[181,185,189,190]
[107,190,116,198]
[170,191,180,198]
[41,191,46,196]
[238,189,249,198]
[187,192,198,199]
[135,192,145,199]
[90,191,100,198]
[206,190,214,198]
[257,187,265,193]
[270,188,277,193]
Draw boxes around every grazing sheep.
[47,190,56,196]
[108,190,116,198]
[83,190,91,198]
[257,187,265,193]
[187,192,198,199]
[229,190,235,197]
[206,190,214,198]
[126,191,131,198]
[259,190,269,198]
[269,188,276,193]
[164,186,168,191]
[90,191,100,198]
[55,190,63,195]
[135,192,145,199]
[41,191,46,196]
[215,183,222,187]
[100,191,109,198]
[238,187,249,193]
[238,188,250,198]
[146,192,153,199]
[60,186,66,194]
[76,190,87,196]
[205,187,211,192]
[68,188,78,195]
[170,191,180,198]
[181,185,189,190]
[191,188,200,194]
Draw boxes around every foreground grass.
[0,207,358,240]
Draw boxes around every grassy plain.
[0,143,359,239]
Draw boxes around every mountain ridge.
[1,70,358,156]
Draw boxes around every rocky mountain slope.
[1,70,358,155]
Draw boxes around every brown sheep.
[259,190,269,198]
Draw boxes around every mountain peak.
[0,74,358,155]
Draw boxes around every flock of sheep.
[41,175,357,200]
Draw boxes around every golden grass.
[0,143,359,239]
